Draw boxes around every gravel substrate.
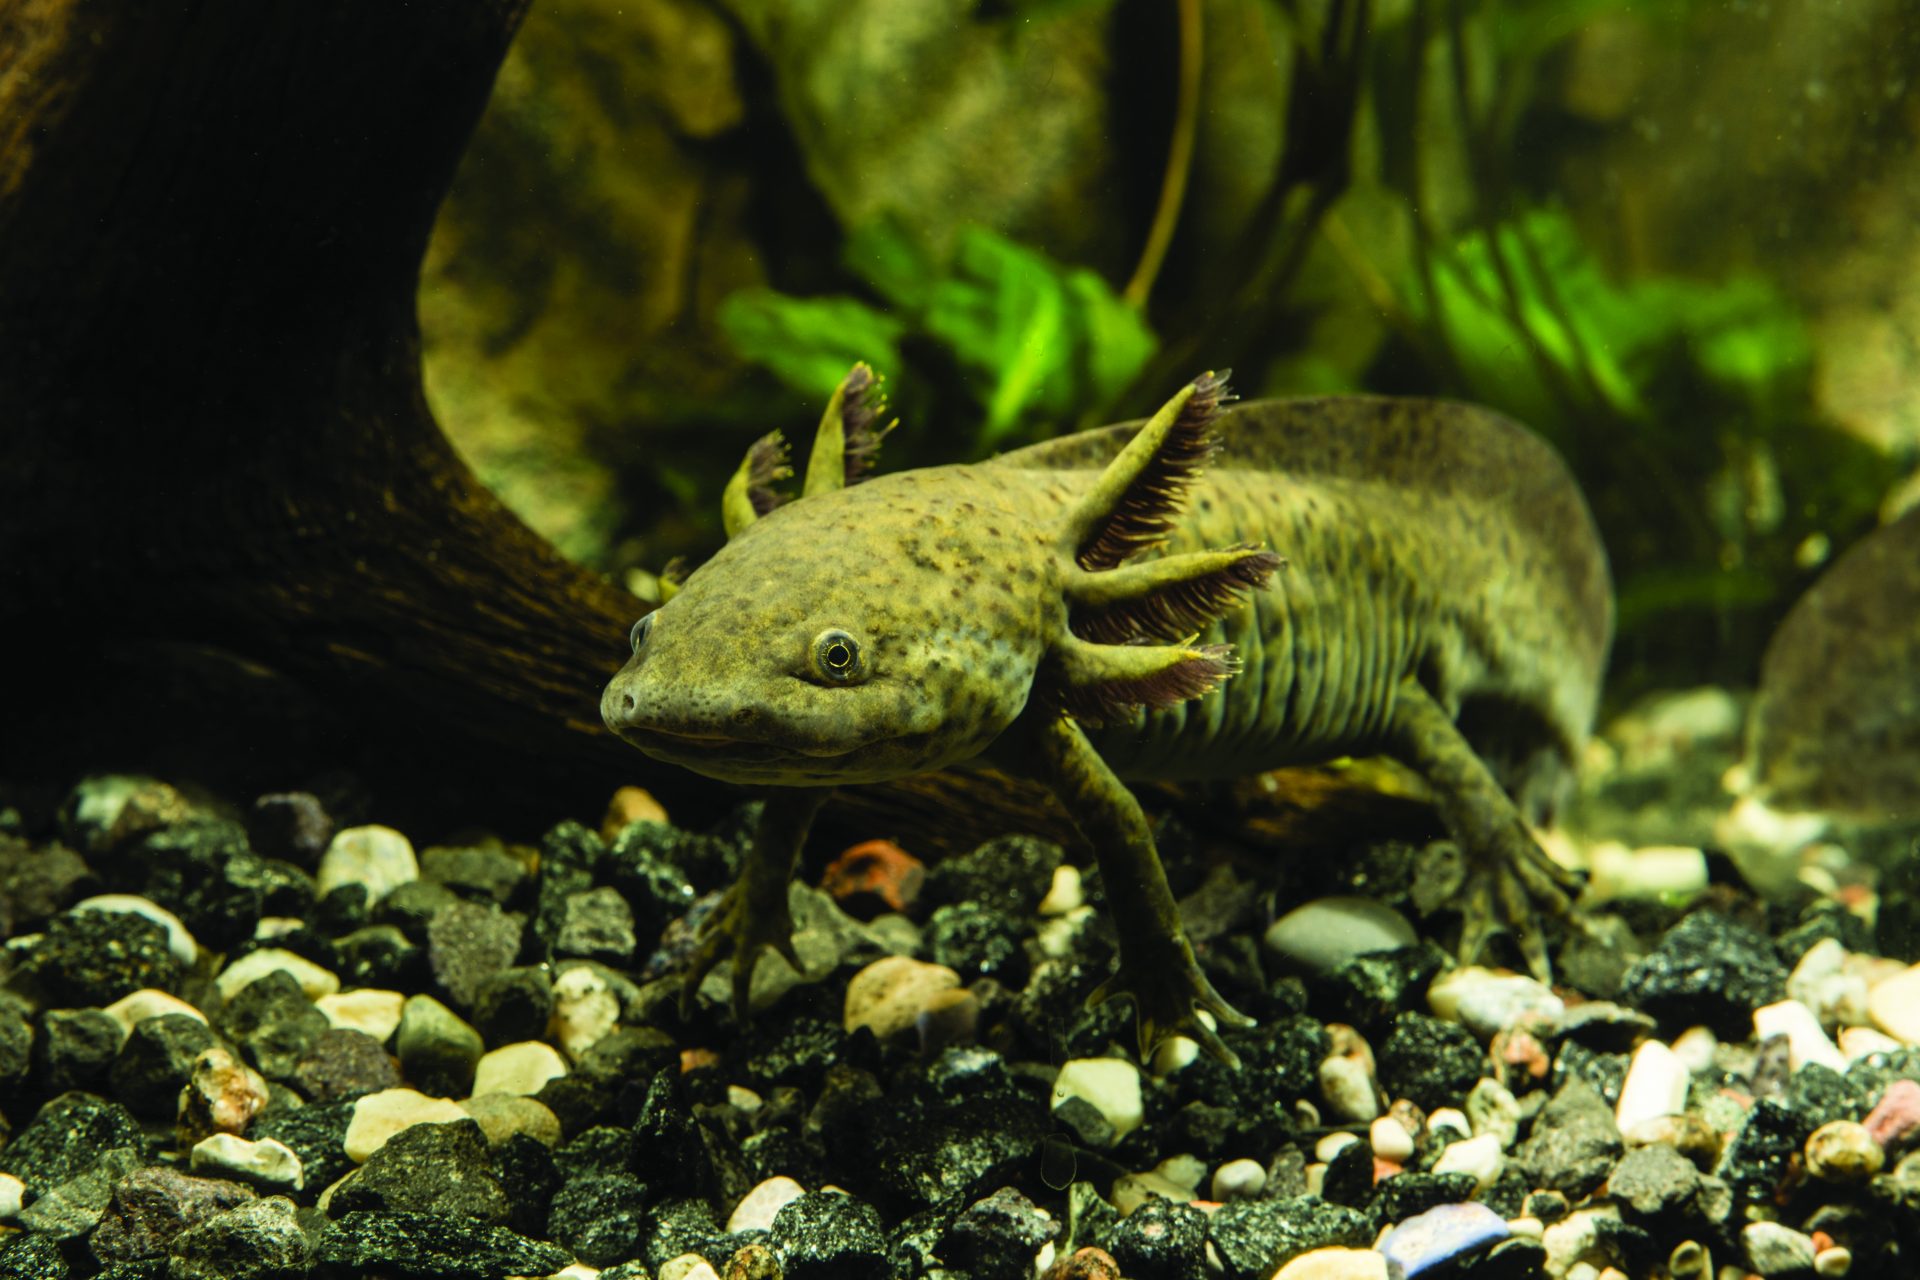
[0,767,1917,1280]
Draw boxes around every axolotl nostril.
[602,366,1613,1065]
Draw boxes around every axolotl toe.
[602,368,1613,1064]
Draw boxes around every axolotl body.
[602,371,1612,1062]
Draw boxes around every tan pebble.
[658,1254,722,1280]
[458,1094,562,1147]
[1624,1112,1723,1168]
[1507,1216,1544,1240]
[727,1175,805,1233]
[177,1046,271,1144]
[1271,1246,1389,1280]
[1319,1055,1380,1123]
[1041,1245,1122,1279]
[843,955,960,1042]
[602,786,668,841]
[104,989,207,1038]
[343,1088,467,1162]
[316,989,405,1043]
[1815,1245,1853,1276]
[1804,1120,1884,1183]
[1315,1132,1361,1162]
[1370,1116,1415,1163]
[316,825,419,903]
[472,1041,568,1097]
[1038,864,1084,915]
[215,948,339,1002]
[1868,962,1920,1044]
[74,895,198,964]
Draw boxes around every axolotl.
[601,369,1612,1062]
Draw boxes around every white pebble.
[317,824,420,903]
[1370,1116,1415,1163]
[551,965,621,1061]
[1319,1054,1380,1123]
[1432,1132,1504,1193]
[1210,1158,1266,1201]
[1428,965,1565,1038]
[1753,999,1847,1073]
[344,1088,469,1162]
[1111,1168,1192,1215]
[0,1173,23,1221]
[658,1256,722,1280]
[1584,844,1708,903]
[103,989,207,1038]
[1815,1245,1853,1276]
[253,917,305,941]
[1670,1026,1718,1073]
[1053,1057,1144,1139]
[1788,938,1869,1029]
[1272,1248,1389,1280]
[1427,1107,1471,1141]
[1839,1025,1904,1062]
[1868,962,1920,1045]
[1615,1039,1690,1133]
[727,1175,805,1233]
[316,989,405,1043]
[1743,1221,1817,1276]
[1037,864,1084,915]
[1264,895,1417,974]
[74,895,197,964]
[472,1041,569,1098]
[1506,1215,1544,1241]
[1543,1211,1605,1277]
[189,1134,304,1190]
[215,948,339,1002]
[1154,1153,1207,1195]
[1315,1132,1361,1162]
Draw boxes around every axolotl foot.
[678,879,803,1023]
[1088,938,1256,1069]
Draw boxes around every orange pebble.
[821,839,925,916]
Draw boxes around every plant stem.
[1124,0,1204,310]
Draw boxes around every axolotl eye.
[629,613,655,654]
[809,628,866,684]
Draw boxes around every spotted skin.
[603,389,1612,1063]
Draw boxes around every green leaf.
[718,290,906,398]
[842,216,939,312]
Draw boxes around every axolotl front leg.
[1030,714,1255,1065]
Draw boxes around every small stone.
[1743,1221,1817,1276]
[0,1092,144,1197]
[343,1087,470,1161]
[1606,1141,1699,1217]
[473,1040,569,1096]
[660,1258,722,1280]
[426,899,525,1009]
[923,833,1062,917]
[938,1186,1057,1280]
[395,992,484,1096]
[548,1171,650,1267]
[168,1195,313,1280]
[315,988,405,1042]
[820,839,925,916]
[1043,1246,1123,1279]
[248,791,334,865]
[1867,962,1920,1044]
[1272,1247,1390,1280]
[251,1099,355,1192]
[317,1208,571,1277]
[1614,1039,1690,1133]
[217,969,328,1081]
[1815,1245,1854,1276]
[1431,1134,1504,1193]
[1584,844,1709,903]
[1620,910,1787,1037]
[1753,999,1847,1072]
[471,967,555,1047]
[317,824,419,903]
[419,841,529,904]
[178,1044,273,1142]
[331,1118,508,1223]
[601,785,669,839]
[550,964,620,1060]
[1319,1054,1382,1124]
[1515,1080,1623,1199]
[1378,1201,1510,1276]
[1863,1078,1920,1153]
[555,886,637,964]
[1038,864,1084,915]
[1053,1057,1144,1139]
[1211,1157,1267,1201]
[102,988,207,1037]
[1427,966,1565,1039]
[0,1172,23,1219]
[1621,1113,1723,1168]
[458,1093,563,1147]
[40,1007,122,1092]
[110,1012,218,1118]
[188,1134,304,1191]
[1377,1013,1485,1109]
[89,1166,255,1265]
[21,908,181,1006]
[214,947,339,1002]
[1106,1196,1206,1280]
[1803,1120,1884,1182]
[843,955,960,1042]
[729,1175,807,1233]
[291,1026,402,1102]
[73,894,197,965]
[1370,1115,1415,1163]
[767,1190,890,1279]
[1264,896,1418,975]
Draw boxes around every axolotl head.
[601,465,1063,786]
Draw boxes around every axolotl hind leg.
[1385,677,1583,981]
[1033,714,1255,1067]
[679,787,828,1020]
